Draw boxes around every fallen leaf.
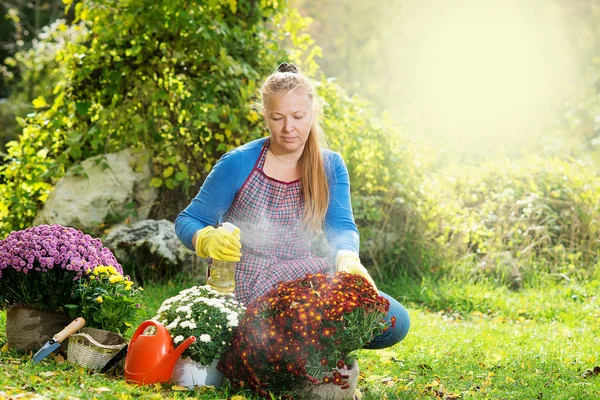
[582,366,600,378]
[10,393,46,399]
[1,344,8,353]
[40,371,57,377]
[54,354,65,363]
[230,396,248,400]
[424,378,440,389]
[171,385,189,391]
[93,387,112,393]
[195,386,216,393]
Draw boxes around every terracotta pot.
[172,357,223,389]
[5,305,72,353]
[299,360,360,400]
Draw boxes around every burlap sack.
[6,305,72,353]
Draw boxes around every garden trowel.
[32,317,86,364]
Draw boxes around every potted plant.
[65,265,143,370]
[218,272,392,400]
[0,224,122,352]
[153,285,246,389]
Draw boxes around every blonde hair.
[260,63,329,231]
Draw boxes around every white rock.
[34,148,157,231]
[103,219,194,271]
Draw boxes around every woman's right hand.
[194,225,242,261]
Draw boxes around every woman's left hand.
[335,250,378,291]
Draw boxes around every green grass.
[1,277,599,399]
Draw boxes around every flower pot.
[67,327,127,370]
[299,360,360,400]
[172,357,223,389]
[5,305,72,353]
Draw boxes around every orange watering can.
[124,320,196,385]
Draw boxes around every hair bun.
[277,62,299,74]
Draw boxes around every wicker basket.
[67,328,127,370]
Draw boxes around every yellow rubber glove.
[335,250,378,291]
[194,225,242,262]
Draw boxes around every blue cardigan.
[175,137,360,254]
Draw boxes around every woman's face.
[263,90,314,156]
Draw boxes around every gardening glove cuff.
[194,225,242,262]
[335,250,377,291]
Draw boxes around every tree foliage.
[0,0,286,236]
[0,0,66,98]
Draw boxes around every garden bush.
[420,155,600,286]
[0,0,286,237]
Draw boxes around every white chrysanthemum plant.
[154,285,246,366]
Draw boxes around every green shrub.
[0,0,286,237]
[420,156,600,286]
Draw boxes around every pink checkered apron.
[224,139,332,305]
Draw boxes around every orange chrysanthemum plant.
[218,272,392,399]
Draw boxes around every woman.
[175,62,409,349]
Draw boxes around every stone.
[103,219,197,282]
[34,148,157,232]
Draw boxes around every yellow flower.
[85,268,92,274]
[124,281,134,291]
[107,265,118,275]
[95,266,108,275]
[93,268,100,276]
[109,274,123,284]
[95,296,103,303]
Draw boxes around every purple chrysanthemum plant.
[0,224,122,311]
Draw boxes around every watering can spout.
[164,335,196,365]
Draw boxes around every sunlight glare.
[400,0,577,157]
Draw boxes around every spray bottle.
[207,222,237,294]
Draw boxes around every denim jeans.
[364,291,411,349]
